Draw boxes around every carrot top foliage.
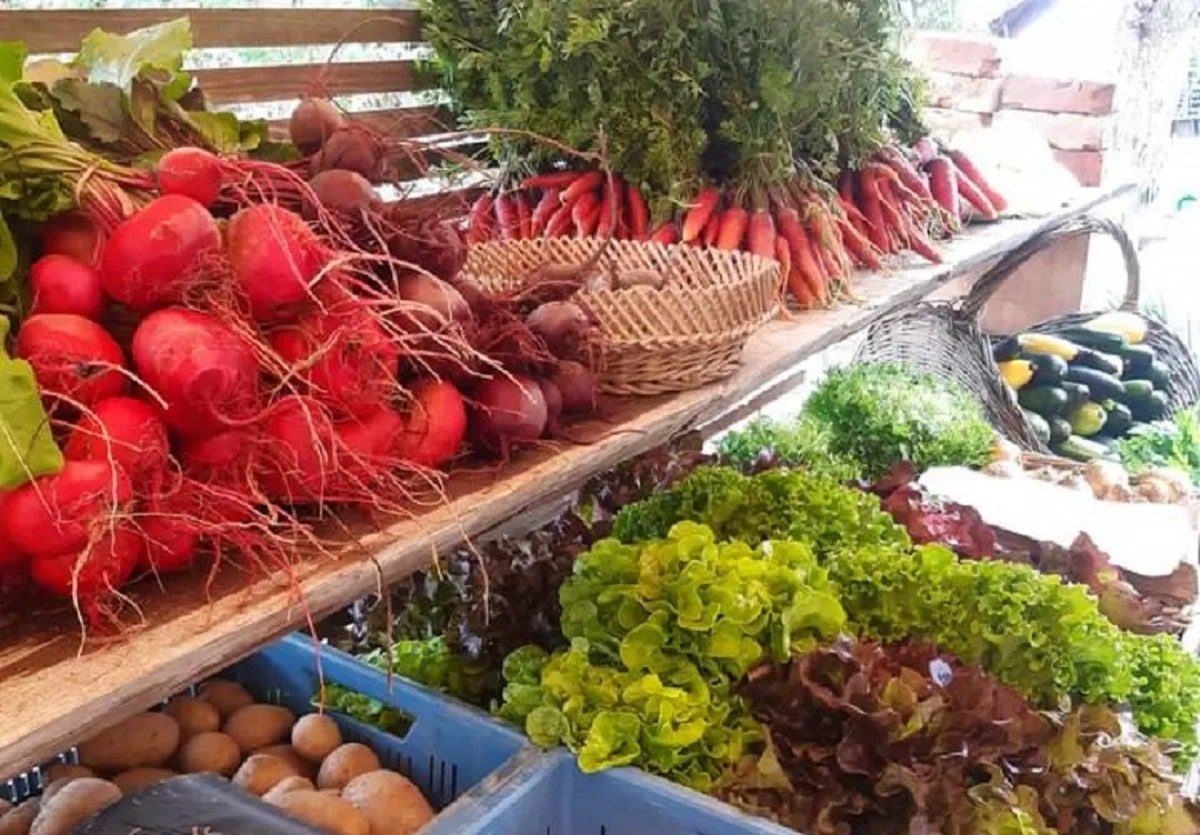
[419,0,925,216]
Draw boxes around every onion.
[472,376,548,455]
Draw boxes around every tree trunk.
[1109,0,1200,204]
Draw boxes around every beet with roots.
[395,273,472,331]
[290,97,347,155]
[386,215,467,282]
[304,169,380,220]
[526,301,589,358]
[311,127,385,182]
[537,378,563,434]
[471,376,548,456]
[553,360,598,414]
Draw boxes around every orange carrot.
[878,146,933,203]
[774,233,792,291]
[531,188,562,236]
[836,215,883,270]
[954,168,998,220]
[947,149,1007,213]
[715,206,749,250]
[521,171,581,191]
[747,209,777,258]
[856,170,890,253]
[776,207,827,306]
[649,221,679,246]
[560,171,604,204]
[514,192,533,239]
[681,187,721,243]
[702,208,721,247]
[626,183,650,240]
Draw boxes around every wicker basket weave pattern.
[856,214,1200,451]
[464,239,781,396]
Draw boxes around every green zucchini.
[993,336,1021,362]
[1090,434,1121,452]
[1028,353,1068,385]
[1147,359,1170,390]
[1131,391,1169,422]
[1072,348,1123,377]
[1052,327,1127,354]
[1067,401,1108,436]
[1060,381,1090,408]
[1023,409,1051,445]
[1054,434,1115,462]
[1018,386,1069,417]
[1063,366,1124,401]
[1120,379,1154,403]
[1100,400,1133,436]
[1117,343,1155,376]
[1048,416,1072,444]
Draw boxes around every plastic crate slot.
[450,763,458,799]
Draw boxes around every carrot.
[774,233,792,285]
[494,194,519,240]
[776,207,827,306]
[947,149,1008,212]
[874,178,910,247]
[530,188,562,236]
[954,169,998,220]
[924,157,961,236]
[905,221,943,264]
[702,206,722,247]
[649,221,679,246]
[572,191,602,236]
[515,192,533,240]
[560,171,604,204]
[466,194,494,244]
[596,177,622,239]
[810,203,852,279]
[546,202,574,237]
[681,187,721,243]
[855,170,890,253]
[746,209,776,258]
[836,215,883,270]
[520,171,581,191]
[868,162,925,210]
[625,183,650,240]
[878,147,933,203]
[715,205,749,250]
[913,137,938,166]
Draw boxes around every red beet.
[471,376,547,455]
[157,147,223,208]
[2,461,133,558]
[30,526,141,599]
[64,396,170,484]
[15,313,127,407]
[398,379,467,469]
[226,204,326,321]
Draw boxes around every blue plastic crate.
[431,749,799,835]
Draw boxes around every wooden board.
[12,9,422,54]
[197,61,425,106]
[0,187,1127,779]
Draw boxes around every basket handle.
[957,214,1140,321]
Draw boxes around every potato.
[223,704,294,753]
[231,755,299,797]
[197,680,254,719]
[261,776,315,805]
[273,790,369,835]
[342,770,433,835]
[164,697,221,740]
[316,744,380,791]
[253,745,316,779]
[111,767,175,794]
[292,714,342,763]
[0,801,39,835]
[39,780,81,805]
[40,765,92,787]
[178,732,241,777]
[77,713,179,773]
[30,778,121,835]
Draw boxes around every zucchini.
[1090,434,1121,452]
[999,359,1035,390]
[1086,311,1147,345]
[1147,359,1170,390]
[1067,401,1108,437]
[1120,379,1154,403]
[1072,348,1123,377]
[1117,343,1155,376]
[1131,391,1169,422]
[1049,416,1072,445]
[1023,409,1051,445]
[1052,326,1127,354]
[1028,353,1068,385]
[993,335,1021,363]
[1063,366,1124,401]
[1060,381,1090,408]
[1101,400,1133,436]
[1054,435,1114,462]
[1017,332,1080,361]
[1018,386,1069,417]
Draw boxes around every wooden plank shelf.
[0,186,1127,779]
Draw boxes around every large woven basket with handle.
[464,238,781,396]
[855,214,1200,451]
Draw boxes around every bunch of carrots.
[467,139,1007,310]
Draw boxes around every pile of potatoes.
[0,678,434,835]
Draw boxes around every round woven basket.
[463,238,781,396]
[855,214,1200,452]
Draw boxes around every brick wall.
[909,32,1115,187]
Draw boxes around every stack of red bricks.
[908,32,1115,187]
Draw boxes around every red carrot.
[682,187,721,243]
[913,137,938,166]
[747,209,776,258]
[905,221,943,264]
[596,177,623,239]
[531,188,562,236]
[836,215,883,270]
[810,203,852,279]
[521,171,581,191]
[947,149,1008,213]
[515,192,533,240]
[879,146,933,203]
[924,157,961,235]
[649,222,679,246]
[546,202,574,237]
[572,191,602,236]
[626,183,650,240]
[855,169,890,253]
[715,205,749,250]
[838,172,857,206]
[774,233,792,288]
[494,194,519,240]
[955,170,998,220]
[560,171,604,204]
[776,207,827,306]
[467,194,494,244]
[874,178,910,247]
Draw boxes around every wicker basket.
[855,214,1200,451]
[463,238,781,396]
